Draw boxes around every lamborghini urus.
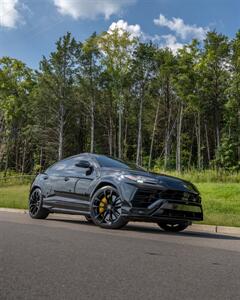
[29,153,203,232]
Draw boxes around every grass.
[0,174,34,187]
[154,169,240,183]
[0,185,29,209]
[0,182,240,227]
[197,183,240,227]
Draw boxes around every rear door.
[43,158,80,209]
[74,158,97,210]
[56,156,97,212]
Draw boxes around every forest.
[0,27,240,174]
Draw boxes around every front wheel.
[29,188,49,219]
[90,186,128,229]
[157,221,189,232]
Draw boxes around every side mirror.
[75,160,91,168]
[75,160,93,175]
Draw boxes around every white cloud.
[107,20,183,54]
[154,14,208,40]
[53,0,136,20]
[0,0,21,28]
[108,19,142,39]
[160,35,183,53]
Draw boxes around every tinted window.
[96,156,144,170]
[47,156,85,172]
[48,160,68,172]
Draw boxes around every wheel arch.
[29,185,42,197]
[90,181,119,199]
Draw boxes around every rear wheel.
[29,188,49,219]
[157,221,189,232]
[90,186,128,229]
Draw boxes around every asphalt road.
[0,212,240,300]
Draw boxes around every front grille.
[132,189,200,209]
[159,190,200,202]
[132,189,159,208]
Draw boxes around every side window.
[47,156,94,175]
[47,157,82,174]
[47,161,68,173]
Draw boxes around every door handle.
[64,177,70,181]
[43,175,48,180]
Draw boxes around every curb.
[0,207,240,236]
[190,224,240,235]
[0,208,28,214]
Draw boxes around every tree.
[131,42,156,165]
[0,57,35,173]
[77,33,101,153]
[37,33,79,161]
[1,29,240,174]
[226,31,240,163]
[198,31,230,158]
[174,41,202,170]
[154,48,177,170]
[98,28,137,158]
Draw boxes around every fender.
[89,177,122,199]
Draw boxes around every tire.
[157,221,189,232]
[90,186,128,229]
[85,215,93,223]
[29,188,49,219]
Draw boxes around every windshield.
[95,156,145,171]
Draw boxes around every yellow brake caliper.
[99,197,107,214]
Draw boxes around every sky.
[0,0,240,69]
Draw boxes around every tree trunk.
[195,112,201,169]
[108,116,113,156]
[58,103,64,160]
[90,98,95,153]
[136,96,143,165]
[39,147,43,170]
[164,106,172,170]
[188,141,193,169]
[118,104,123,159]
[176,103,183,172]
[123,118,128,160]
[216,124,220,150]
[4,135,10,176]
[148,96,160,170]
[15,136,19,172]
[205,122,210,164]
[21,139,27,174]
[238,108,240,161]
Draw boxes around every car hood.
[101,167,199,194]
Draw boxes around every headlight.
[123,174,158,184]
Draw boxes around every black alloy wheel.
[90,186,128,229]
[29,188,49,219]
[157,221,189,232]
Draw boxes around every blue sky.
[0,0,239,69]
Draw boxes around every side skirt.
[43,206,91,216]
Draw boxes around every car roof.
[64,153,109,161]
[70,153,108,159]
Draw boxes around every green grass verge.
[197,183,240,227]
[0,185,29,209]
[0,183,240,227]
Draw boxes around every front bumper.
[121,183,203,222]
[125,200,203,222]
